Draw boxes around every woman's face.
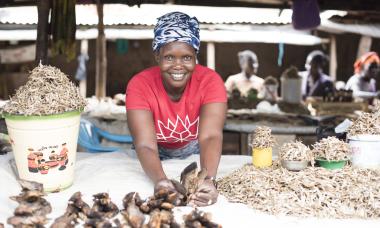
[155,42,196,92]
[362,62,379,79]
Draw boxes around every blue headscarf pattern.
[152,12,200,53]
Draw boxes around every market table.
[224,119,318,155]
[1,151,379,228]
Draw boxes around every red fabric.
[126,64,227,149]
[354,52,380,74]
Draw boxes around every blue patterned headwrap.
[152,12,200,53]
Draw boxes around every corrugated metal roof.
[0,28,326,46]
[0,4,346,26]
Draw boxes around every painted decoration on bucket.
[25,143,69,175]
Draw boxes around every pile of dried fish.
[312,136,350,161]
[279,141,313,162]
[250,126,275,148]
[183,209,221,228]
[3,64,87,116]
[51,192,90,228]
[218,163,380,218]
[50,162,222,227]
[84,192,119,227]
[347,111,380,136]
[7,180,52,227]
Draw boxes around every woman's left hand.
[188,179,218,207]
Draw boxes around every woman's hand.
[188,179,218,207]
[154,178,177,194]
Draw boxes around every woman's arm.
[189,102,227,206]
[127,110,167,184]
[198,102,227,178]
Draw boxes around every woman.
[345,52,380,100]
[300,50,334,98]
[125,12,227,207]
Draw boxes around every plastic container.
[280,77,302,104]
[4,110,81,192]
[252,147,272,168]
[281,160,308,171]
[348,134,380,169]
[316,158,347,170]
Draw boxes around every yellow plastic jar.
[252,147,272,168]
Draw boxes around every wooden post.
[207,42,215,70]
[35,0,50,65]
[329,35,337,82]
[95,1,107,98]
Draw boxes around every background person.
[225,50,264,98]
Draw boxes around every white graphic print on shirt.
[157,115,199,143]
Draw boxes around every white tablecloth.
[1,151,379,228]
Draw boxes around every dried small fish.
[218,163,380,219]
[250,126,275,148]
[347,111,380,136]
[279,141,313,162]
[3,64,87,116]
[312,136,350,161]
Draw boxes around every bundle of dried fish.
[347,112,380,136]
[148,209,180,228]
[83,192,119,227]
[51,192,91,228]
[121,191,182,228]
[312,136,350,161]
[3,64,87,116]
[250,126,275,148]
[279,141,313,162]
[121,192,146,227]
[218,163,380,219]
[180,162,208,204]
[183,209,222,228]
[7,180,52,227]
[89,193,119,219]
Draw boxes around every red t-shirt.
[125,64,227,149]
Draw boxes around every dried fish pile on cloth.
[218,162,380,219]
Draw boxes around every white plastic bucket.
[348,134,380,169]
[280,78,302,104]
[4,110,81,192]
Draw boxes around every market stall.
[1,151,380,228]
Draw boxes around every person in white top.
[345,52,380,99]
[224,50,264,97]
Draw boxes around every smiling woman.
[125,11,227,207]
